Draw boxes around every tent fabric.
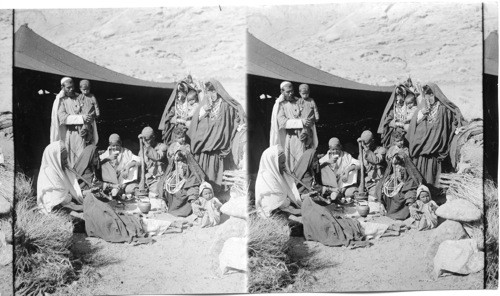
[14,24,174,89]
[485,30,498,76]
[247,31,393,93]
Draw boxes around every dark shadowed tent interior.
[483,30,498,183]
[14,24,175,177]
[246,31,393,174]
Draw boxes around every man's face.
[109,141,122,152]
[61,147,68,169]
[328,147,341,156]
[278,152,287,173]
[281,85,294,101]
[62,81,74,97]
[80,85,90,96]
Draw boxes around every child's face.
[395,139,404,148]
[80,86,90,96]
[299,90,309,99]
[405,96,416,108]
[395,94,404,105]
[201,188,213,200]
[176,136,186,145]
[419,192,430,203]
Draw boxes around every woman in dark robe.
[377,83,418,148]
[188,79,246,191]
[158,76,200,145]
[158,148,207,217]
[376,153,423,220]
[407,83,465,187]
[73,144,102,191]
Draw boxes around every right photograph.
[246,2,496,293]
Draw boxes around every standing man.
[57,77,98,167]
[276,81,318,170]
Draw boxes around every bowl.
[138,200,152,214]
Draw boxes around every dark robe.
[83,192,151,244]
[301,194,368,247]
[73,144,101,191]
[376,154,422,220]
[292,148,323,195]
[158,80,198,145]
[408,83,465,186]
[188,79,245,188]
[378,85,408,148]
[158,153,206,217]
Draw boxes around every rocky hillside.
[15,7,246,106]
[248,2,487,120]
[0,10,12,112]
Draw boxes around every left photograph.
[13,7,247,295]
[0,9,13,296]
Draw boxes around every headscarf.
[299,84,309,92]
[37,141,82,213]
[360,130,373,143]
[159,79,199,130]
[419,83,466,126]
[328,137,342,150]
[141,126,155,139]
[60,77,72,86]
[80,80,90,88]
[255,145,301,217]
[109,133,121,144]
[205,78,246,122]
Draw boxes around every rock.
[0,243,13,266]
[433,239,483,278]
[0,195,11,215]
[435,199,482,222]
[463,222,484,251]
[425,220,468,259]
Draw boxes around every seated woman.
[158,147,206,217]
[376,153,423,220]
[37,141,84,214]
[255,145,301,218]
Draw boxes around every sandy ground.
[289,220,483,292]
[247,2,487,121]
[66,216,246,295]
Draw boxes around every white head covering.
[280,81,292,91]
[255,145,301,218]
[37,141,82,214]
[60,77,72,86]
[199,181,213,196]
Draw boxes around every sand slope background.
[248,2,490,120]
[14,7,246,107]
[0,10,12,112]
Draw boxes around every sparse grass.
[485,178,498,289]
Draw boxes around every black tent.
[483,30,498,183]
[247,31,393,173]
[14,24,175,176]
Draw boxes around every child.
[403,92,418,132]
[298,84,318,148]
[167,126,191,159]
[79,80,100,144]
[405,184,439,231]
[192,182,223,228]
[386,130,409,163]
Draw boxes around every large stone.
[436,199,482,222]
[425,219,468,259]
[433,239,484,278]
[0,195,11,215]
